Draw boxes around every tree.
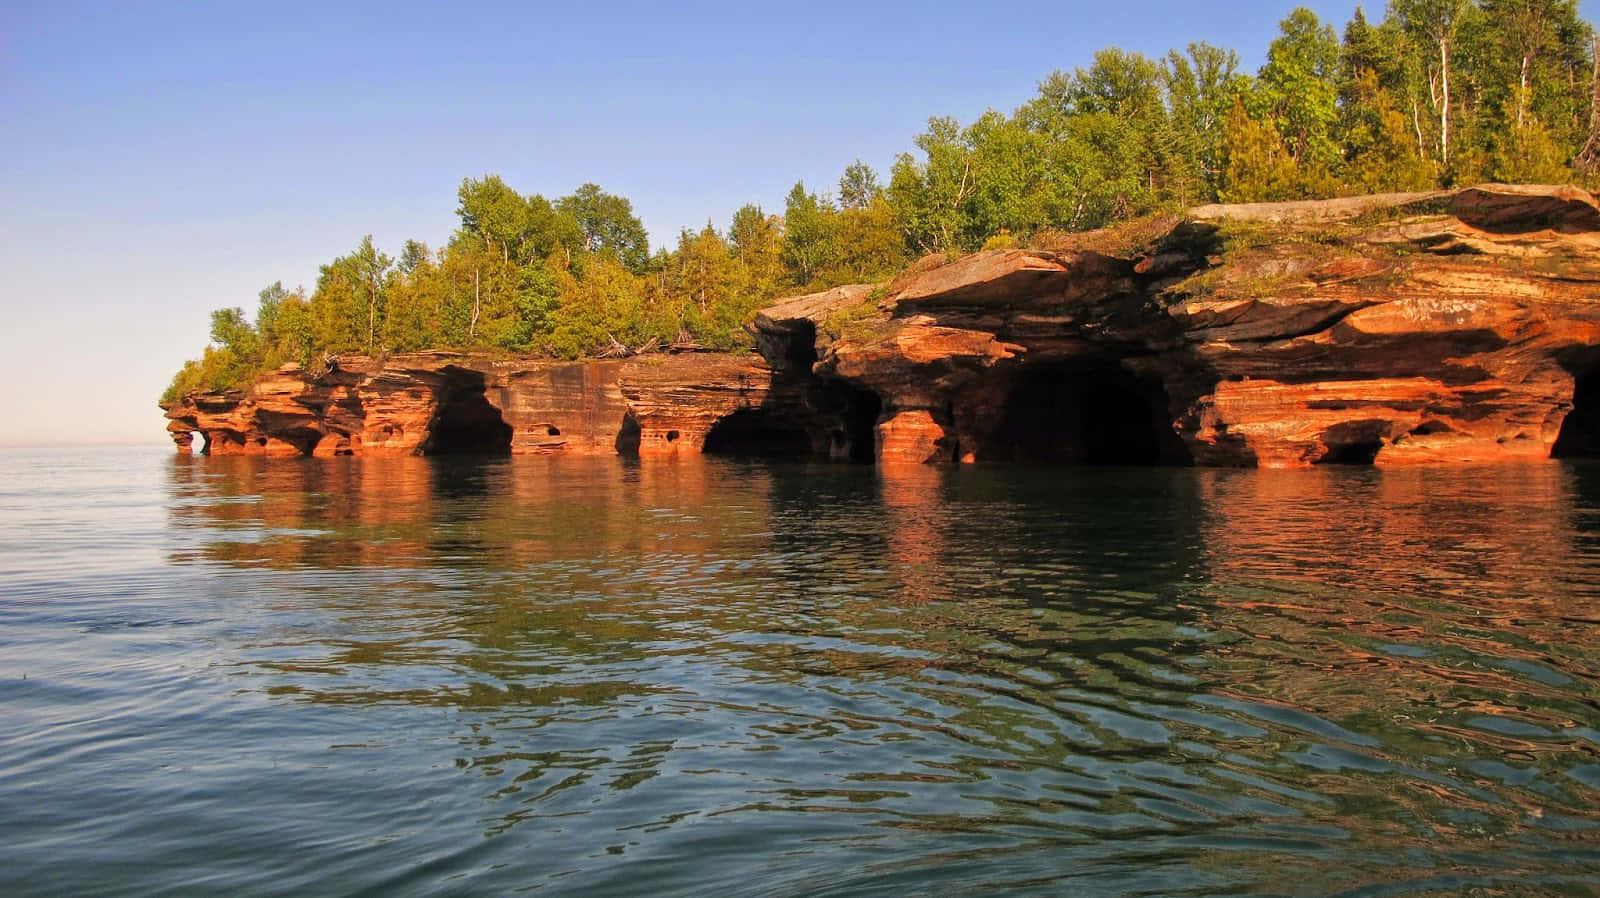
[1219,97,1303,201]
[888,116,978,253]
[556,183,649,274]
[398,240,431,275]
[254,281,289,348]
[1021,49,1170,227]
[1164,42,1245,204]
[832,195,907,283]
[544,252,646,358]
[311,235,393,354]
[1260,8,1342,169]
[781,181,839,286]
[1474,0,1592,180]
[964,110,1053,240]
[254,281,314,367]
[728,203,785,308]
[210,307,259,365]
[838,160,883,209]
[1391,0,1476,166]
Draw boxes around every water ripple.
[1,450,1596,895]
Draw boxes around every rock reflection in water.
[151,454,1600,896]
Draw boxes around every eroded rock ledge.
[164,184,1600,467]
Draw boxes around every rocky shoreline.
[163,184,1600,467]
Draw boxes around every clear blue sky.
[2,0,1595,446]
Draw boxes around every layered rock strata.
[165,184,1600,467]
[754,184,1600,467]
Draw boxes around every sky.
[2,0,1597,446]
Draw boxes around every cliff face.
[754,184,1600,467]
[163,350,876,461]
[165,184,1600,467]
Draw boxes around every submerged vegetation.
[165,0,1600,403]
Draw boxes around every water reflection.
[154,455,1600,895]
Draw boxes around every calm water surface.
[2,447,1597,896]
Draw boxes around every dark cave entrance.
[1317,440,1383,465]
[703,409,815,459]
[1553,364,1600,458]
[979,362,1190,465]
[818,381,883,463]
[1314,420,1389,466]
[424,370,512,456]
[615,414,642,456]
[276,426,322,457]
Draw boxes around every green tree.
[255,281,314,367]
[831,195,907,283]
[557,183,649,274]
[544,253,647,358]
[1391,0,1477,167]
[888,116,978,253]
[457,175,532,263]
[1259,8,1342,169]
[781,181,839,286]
[838,160,883,209]
[1164,42,1245,204]
[398,240,431,275]
[1219,96,1304,201]
[1021,49,1170,227]
[728,203,785,308]
[310,235,393,354]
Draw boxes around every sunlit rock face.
[164,352,784,459]
[751,184,1600,467]
[165,185,1600,467]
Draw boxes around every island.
[162,184,1600,468]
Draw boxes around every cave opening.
[280,428,322,457]
[1313,420,1392,465]
[424,373,512,456]
[1318,440,1383,465]
[1553,363,1600,458]
[703,409,815,459]
[615,414,642,456]
[817,380,883,462]
[979,362,1190,465]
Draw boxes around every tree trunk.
[470,267,481,339]
[1412,97,1428,160]
[367,277,376,354]
[1439,36,1451,164]
[1518,54,1530,130]
[1579,36,1600,174]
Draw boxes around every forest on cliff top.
[165,0,1599,403]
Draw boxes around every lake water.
[2,446,1597,896]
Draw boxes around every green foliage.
[1260,8,1343,168]
[981,230,1020,250]
[557,183,649,274]
[822,298,888,343]
[1163,42,1247,206]
[164,2,1600,404]
[781,181,838,286]
[838,160,883,209]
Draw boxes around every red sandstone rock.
[164,184,1600,468]
[163,352,786,459]
[877,410,948,464]
[749,183,1600,468]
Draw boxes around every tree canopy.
[165,1,1600,403]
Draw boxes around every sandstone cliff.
[165,184,1600,468]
